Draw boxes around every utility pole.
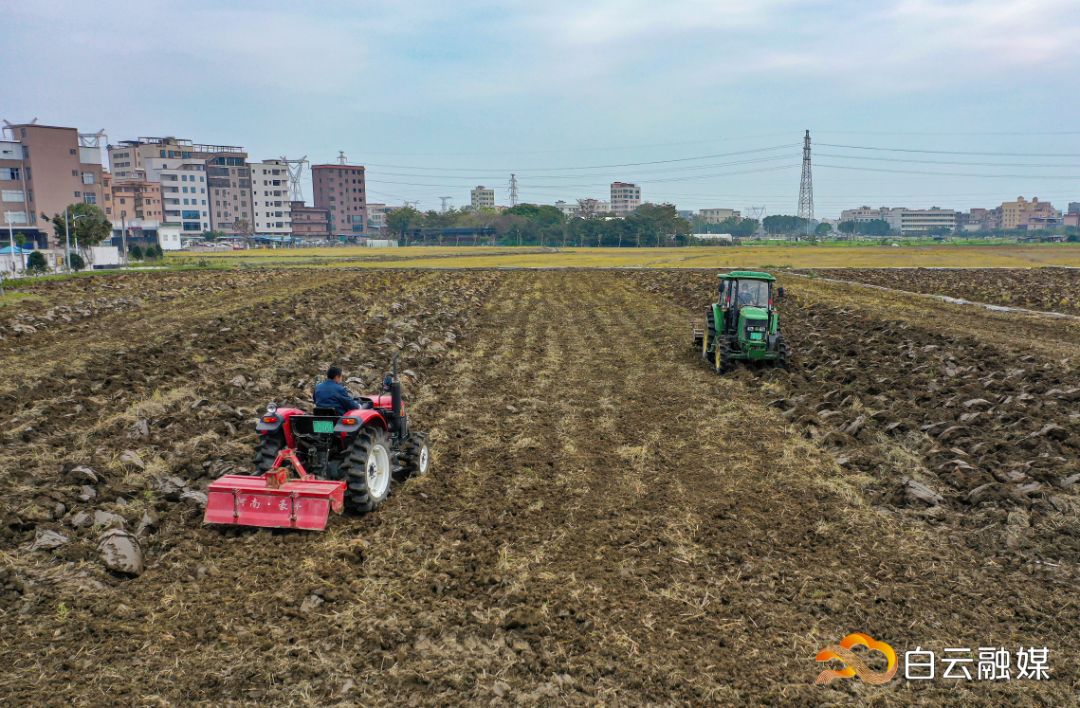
[797,129,814,239]
[120,211,128,266]
[6,213,15,275]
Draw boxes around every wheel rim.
[366,443,391,498]
[418,444,430,474]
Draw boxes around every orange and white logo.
[815,633,897,686]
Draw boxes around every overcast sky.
[3,0,1080,216]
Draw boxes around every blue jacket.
[313,379,360,415]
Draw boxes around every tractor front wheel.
[714,339,734,374]
[342,426,393,513]
[395,433,430,482]
[253,431,284,475]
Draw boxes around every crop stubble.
[0,269,1077,705]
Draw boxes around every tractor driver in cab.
[314,366,361,415]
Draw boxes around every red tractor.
[204,361,430,530]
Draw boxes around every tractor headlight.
[266,402,278,413]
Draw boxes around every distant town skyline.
[3,0,1080,216]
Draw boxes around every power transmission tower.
[281,155,309,202]
[745,205,766,238]
[439,196,453,213]
[797,130,814,238]
[508,173,518,207]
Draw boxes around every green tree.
[815,222,832,237]
[762,214,807,235]
[128,244,144,260]
[26,250,49,274]
[386,206,421,244]
[202,230,225,242]
[67,252,86,271]
[49,203,112,248]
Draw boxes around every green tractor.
[693,270,788,373]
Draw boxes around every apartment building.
[111,179,163,228]
[289,201,331,240]
[312,162,367,237]
[198,146,252,235]
[1,122,107,247]
[610,182,641,216]
[698,208,741,224]
[1068,202,1080,215]
[470,185,495,210]
[999,196,1058,230]
[367,203,388,232]
[108,136,194,181]
[158,161,209,234]
[250,159,292,236]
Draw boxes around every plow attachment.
[203,449,345,531]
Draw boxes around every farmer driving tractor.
[314,365,360,415]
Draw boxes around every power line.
[816,152,1080,169]
[357,144,798,173]
[816,163,1080,179]
[817,142,1080,158]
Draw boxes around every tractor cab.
[695,270,788,372]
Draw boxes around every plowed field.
[800,267,1080,315]
[2,269,1077,704]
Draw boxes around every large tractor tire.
[342,426,393,513]
[714,339,734,374]
[701,310,715,360]
[252,431,284,475]
[777,335,789,369]
[395,432,430,482]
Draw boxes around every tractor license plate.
[313,420,335,433]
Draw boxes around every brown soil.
[799,267,1080,315]
[1,269,1077,705]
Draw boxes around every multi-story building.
[554,200,578,217]
[1,122,107,247]
[698,208,741,224]
[289,201,331,241]
[610,182,641,217]
[470,185,495,210]
[1068,202,1080,214]
[578,198,610,217]
[110,137,252,236]
[111,179,163,228]
[367,203,388,233]
[999,196,1058,230]
[197,145,252,235]
[158,161,210,234]
[898,207,956,234]
[250,159,292,236]
[312,161,367,237]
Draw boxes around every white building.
[250,159,292,236]
[610,182,641,216]
[578,198,610,216]
[840,205,956,234]
[471,186,495,210]
[157,160,210,235]
[366,203,388,232]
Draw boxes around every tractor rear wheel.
[253,431,284,475]
[701,310,715,360]
[342,426,393,513]
[777,335,789,369]
[395,433,430,482]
